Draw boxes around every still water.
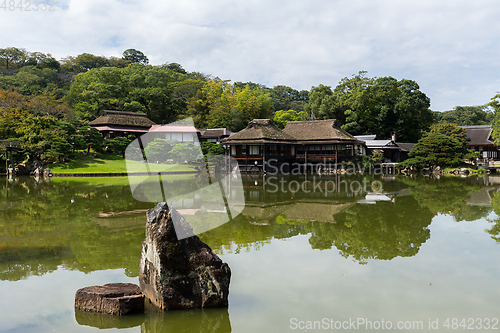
[1,174,499,332]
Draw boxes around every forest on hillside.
[0,46,497,166]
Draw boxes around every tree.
[272,109,308,129]
[187,80,273,131]
[488,94,500,145]
[168,142,201,163]
[122,49,149,65]
[60,53,110,72]
[201,142,225,156]
[397,133,467,169]
[161,62,186,74]
[0,47,27,69]
[25,52,60,70]
[143,138,176,163]
[306,72,433,142]
[436,106,493,125]
[104,136,133,157]
[67,64,197,122]
[426,123,470,150]
[270,85,309,112]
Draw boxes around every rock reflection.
[142,300,231,333]
[75,308,145,329]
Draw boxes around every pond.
[1,174,499,332]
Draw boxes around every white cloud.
[0,0,498,110]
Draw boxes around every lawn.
[49,153,197,174]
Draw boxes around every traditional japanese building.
[199,128,234,144]
[88,110,156,139]
[221,119,363,172]
[460,125,499,160]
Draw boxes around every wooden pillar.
[305,148,308,173]
[262,144,266,173]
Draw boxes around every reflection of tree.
[201,195,434,265]
[396,175,483,218]
[0,177,153,281]
[315,196,433,263]
[487,191,500,242]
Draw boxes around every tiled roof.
[88,110,155,128]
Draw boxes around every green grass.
[49,153,197,174]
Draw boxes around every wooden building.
[199,128,234,144]
[221,119,363,172]
[88,110,156,139]
[461,125,499,160]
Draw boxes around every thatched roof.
[460,125,495,146]
[221,119,295,144]
[88,110,156,128]
[283,119,357,143]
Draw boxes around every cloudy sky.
[1,0,498,111]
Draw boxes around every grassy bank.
[49,153,197,174]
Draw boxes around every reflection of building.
[243,201,355,225]
[88,110,156,139]
[222,119,363,172]
[460,125,499,160]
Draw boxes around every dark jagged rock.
[139,203,231,310]
[75,283,144,315]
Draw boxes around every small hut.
[88,110,156,139]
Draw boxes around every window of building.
[249,145,260,155]
[171,133,183,141]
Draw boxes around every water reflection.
[1,174,500,282]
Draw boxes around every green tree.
[104,136,132,156]
[397,133,467,169]
[488,94,500,145]
[201,142,225,155]
[187,80,273,131]
[60,53,110,72]
[306,72,432,142]
[161,62,186,74]
[67,64,196,122]
[25,52,60,70]
[0,47,27,69]
[272,109,308,129]
[270,85,309,112]
[122,49,149,65]
[426,123,470,150]
[436,106,493,125]
[143,138,176,163]
[168,142,201,163]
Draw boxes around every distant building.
[460,125,499,160]
[199,128,234,144]
[355,133,415,162]
[88,110,155,139]
[146,123,200,146]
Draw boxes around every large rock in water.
[139,202,231,309]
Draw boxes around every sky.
[1,0,499,111]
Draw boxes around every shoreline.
[51,171,199,177]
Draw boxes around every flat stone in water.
[75,283,144,315]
